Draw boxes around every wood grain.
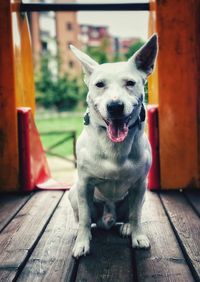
[0,190,199,281]
[17,191,78,282]
[0,269,16,282]
[135,191,194,281]
[75,228,135,282]
[0,0,36,192]
[0,191,63,280]
[0,193,31,232]
[184,190,200,217]
[149,0,200,189]
[160,191,200,281]
[0,0,19,191]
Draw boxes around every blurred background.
[26,0,149,183]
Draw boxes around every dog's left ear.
[70,45,99,84]
[129,34,158,76]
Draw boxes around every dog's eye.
[126,80,135,87]
[95,81,105,88]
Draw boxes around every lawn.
[36,114,84,157]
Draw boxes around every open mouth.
[92,101,135,143]
[104,116,131,143]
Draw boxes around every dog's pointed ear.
[70,45,99,82]
[129,34,158,76]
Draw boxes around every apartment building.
[28,0,81,76]
[28,1,140,76]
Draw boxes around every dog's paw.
[119,223,131,237]
[131,233,150,249]
[72,239,90,258]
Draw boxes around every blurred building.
[119,37,140,54]
[79,24,109,46]
[28,0,141,76]
[28,0,81,77]
[79,24,140,61]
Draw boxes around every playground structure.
[0,0,199,192]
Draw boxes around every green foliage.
[85,38,109,64]
[53,76,79,111]
[35,54,55,109]
[125,40,145,60]
[35,52,85,111]
[35,39,147,111]
[144,82,148,104]
[36,115,83,156]
[125,40,149,103]
[86,46,108,64]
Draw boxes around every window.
[68,60,74,68]
[41,40,48,51]
[41,30,50,37]
[66,22,73,31]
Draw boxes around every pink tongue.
[107,121,128,143]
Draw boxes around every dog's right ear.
[69,45,99,84]
[128,34,158,76]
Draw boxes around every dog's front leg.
[128,179,150,249]
[72,178,94,258]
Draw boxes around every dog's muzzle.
[87,98,145,143]
[106,100,124,118]
[104,100,128,142]
[106,118,129,143]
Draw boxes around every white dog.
[69,34,158,258]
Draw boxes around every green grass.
[36,114,84,157]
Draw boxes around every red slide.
[147,105,160,190]
[18,107,70,191]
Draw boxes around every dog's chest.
[92,155,145,180]
[94,180,130,202]
[92,158,145,202]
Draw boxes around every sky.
[77,0,149,40]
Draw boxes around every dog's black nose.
[107,100,124,116]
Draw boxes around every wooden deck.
[0,189,199,282]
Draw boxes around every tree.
[35,53,55,109]
[125,40,144,60]
[85,38,109,64]
[125,40,149,103]
[35,52,85,111]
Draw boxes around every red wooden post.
[147,105,160,190]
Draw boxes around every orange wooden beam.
[0,0,35,192]
[0,1,19,191]
[148,0,159,105]
[149,0,200,189]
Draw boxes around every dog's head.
[70,34,158,143]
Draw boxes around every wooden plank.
[0,193,31,232]
[75,228,135,282]
[13,7,35,112]
[160,191,200,281]
[0,0,19,191]
[0,269,16,282]
[135,191,194,281]
[150,0,200,189]
[0,0,36,192]
[184,190,200,217]
[17,192,78,282]
[148,0,159,105]
[0,191,63,281]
